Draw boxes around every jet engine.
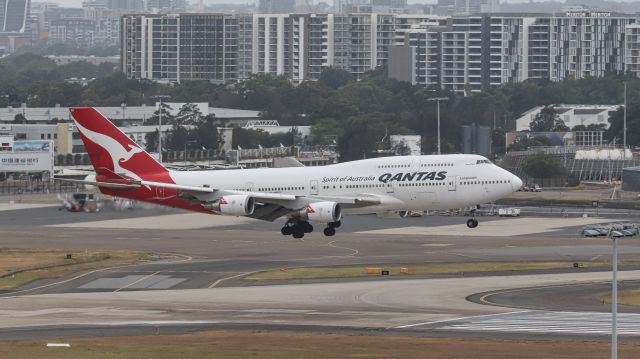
[213,195,256,216]
[303,202,342,223]
[376,210,409,219]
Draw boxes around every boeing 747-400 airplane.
[58,108,523,238]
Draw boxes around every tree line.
[1,52,638,161]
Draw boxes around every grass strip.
[0,248,156,290]
[246,261,628,281]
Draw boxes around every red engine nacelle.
[303,201,342,223]
[214,195,256,216]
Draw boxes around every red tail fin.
[70,108,172,183]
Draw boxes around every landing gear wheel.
[466,218,479,228]
[302,222,314,233]
[329,221,341,229]
[292,228,305,239]
[281,226,293,236]
[323,227,336,237]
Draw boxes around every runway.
[2,271,640,339]
[0,202,640,341]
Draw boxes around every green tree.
[176,103,202,125]
[194,115,221,150]
[523,152,566,178]
[144,102,174,125]
[508,136,554,151]
[529,106,569,132]
[145,131,159,153]
[13,113,26,124]
[318,67,353,90]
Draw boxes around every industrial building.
[0,104,261,126]
[515,105,620,131]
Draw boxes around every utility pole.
[152,95,171,163]
[623,82,627,161]
[427,97,450,155]
[610,229,622,359]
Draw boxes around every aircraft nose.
[512,175,523,192]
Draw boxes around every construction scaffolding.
[501,146,640,183]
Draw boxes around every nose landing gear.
[466,218,479,228]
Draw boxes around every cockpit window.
[476,160,492,164]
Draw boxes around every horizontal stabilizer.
[54,177,141,189]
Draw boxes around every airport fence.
[0,180,83,196]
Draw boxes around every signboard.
[0,152,53,172]
[13,140,52,153]
[565,11,612,18]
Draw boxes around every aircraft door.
[448,176,457,191]
[386,182,394,193]
[310,180,319,195]
[245,182,254,192]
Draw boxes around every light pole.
[184,140,197,163]
[427,97,449,155]
[623,82,627,161]
[152,95,171,163]
[609,227,625,359]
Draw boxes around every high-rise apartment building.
[122,11,639,89]
[122,13,401,83]
[625,24,640,77]
[390,11,637,94]
[0,0,31,53]
[121,14,235,82]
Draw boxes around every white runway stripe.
[425,311,640,336]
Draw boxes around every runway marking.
[477,282,607,309]
[0,254,192,297]
[394,311,530,329]
[325,240,359,257]
[113,271,161,292]
[446,252,484,260]
[431,311,640,336]
[208,271,260,289]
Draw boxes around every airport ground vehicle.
[498,208,521,217]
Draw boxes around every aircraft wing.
[303,194,382,207]
[55,178,382,220]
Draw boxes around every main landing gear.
[323,221,341,237]
[466,207,479,228]
[281,220,342,238]
[281,219,313,239]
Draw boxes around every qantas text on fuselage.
[59,108,523,238]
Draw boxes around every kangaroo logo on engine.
[378,171,447,183]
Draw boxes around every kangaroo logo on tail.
[71,108,173,185]
[75,120,144,181]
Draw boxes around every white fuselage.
[169,154,522,215]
